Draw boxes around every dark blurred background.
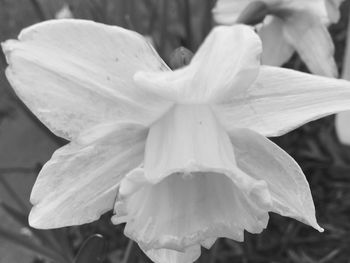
[1,0,350,262]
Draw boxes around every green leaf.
[0,225,67,263]
[0,175,30,213]
[0,201,27,225]
[0,201,72,261]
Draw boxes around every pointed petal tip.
[317,226,324,233]
[28,205,71,230]
[29,203,106,230]
[303,215,323,232]
[1,40,15,64]
[295,214,324,233]
[310,218,324,233]
[28,206,50,230]
[311,221,324,233]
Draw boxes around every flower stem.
[121,239,134,263]
[0,175,30,212]
[159,0,168,56]
[183,0,192,50]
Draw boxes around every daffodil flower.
[3,20,350,263]
[213,0,343,77]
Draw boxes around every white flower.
[213,0,344,77]
[3,20,350,263]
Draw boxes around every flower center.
[144,104,237,183]
[112,104,272,253]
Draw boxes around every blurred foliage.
[1,0,350,263]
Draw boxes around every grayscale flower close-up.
[2,1,350,263]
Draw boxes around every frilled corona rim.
[113,167,272,252]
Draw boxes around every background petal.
[284,0,329,19]
[259,17,294,66]
[212,0,256,25]
[335,8,350,146]
[325,0,344,24]
[29,122,147,229]
[282,10,338,77]
[335,111,350,145]
[2,19,171,140]
[212,0,282,25]
[229,128,323,231]
[135,25,261,104]
[213,66,350,137]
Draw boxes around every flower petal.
[212,0,281,25]
[134,25,261,104]
[113,106,271,251]
[284,0,328,19]
[213,66,350,137]
[212,0,255,25]
[325,0,344,24]
[143,246,201,263]
[29,122,147,228]
[143,105,237,183]
[335,111,350,145]
[2,19,171,140]
[114,169,270,252]
[201,238,217,249]
[229,128,323,231]
[282,10,338,77]
[259,17,294,66]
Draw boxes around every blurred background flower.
[335,10,350,145]
[213,0,343,77]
